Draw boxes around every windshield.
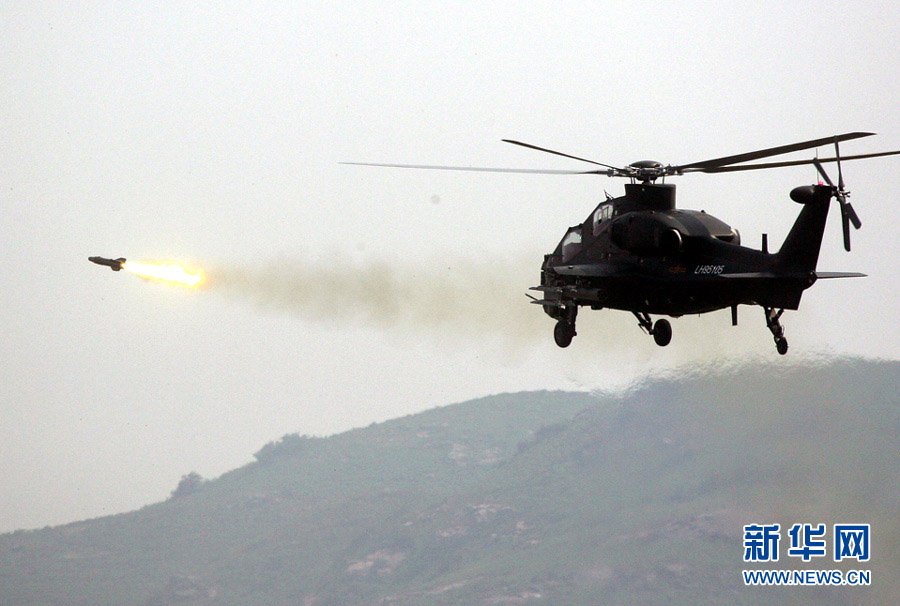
[561,230,582,261]
[592,203,613,235]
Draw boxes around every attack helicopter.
[345,132,900,354]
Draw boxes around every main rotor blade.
[340,162,603,175]
[684,150,900,174]
[835,138,845,191]
[502,139,623,171]
[675,132,875,171]
[813,157,834,187]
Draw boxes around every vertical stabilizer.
[776,185,832,274]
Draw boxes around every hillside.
[1,358,898,605]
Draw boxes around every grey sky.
[3,1,900,531]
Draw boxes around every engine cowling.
[610,213,684,254]
[610,210,740,253]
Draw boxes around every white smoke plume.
[205,254,552,343]
[202,254,804,363]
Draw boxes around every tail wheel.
[776,337,789,355]
[652,319,672,347]
[554,321,575,348]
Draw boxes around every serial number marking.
[694,264,725,275]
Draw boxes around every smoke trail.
[202,254,808,363]
[205,254,552,343]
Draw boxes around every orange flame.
[123,261,204,287]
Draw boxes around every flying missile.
[88,256,126,271]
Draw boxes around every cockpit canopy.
[592,202,614,236]
[561,227,583,261]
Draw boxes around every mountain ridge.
[1,357,897,605]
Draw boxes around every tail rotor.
[813,137,862,251]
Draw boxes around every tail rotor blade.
[832,138,861,231]
[815,157,861,251]
[844,200,862,229]
[840,203,852,251]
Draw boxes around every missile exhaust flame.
[122,261,205,287]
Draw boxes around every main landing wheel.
[554,320,575,348]
[653,319,672,347]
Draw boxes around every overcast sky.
[3,1,900,532]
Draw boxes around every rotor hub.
[625,160,667,182]
[628,160,663,169]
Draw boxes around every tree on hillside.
[170,471,205,499]
[253,433,315,464]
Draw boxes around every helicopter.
[345,132,900,354]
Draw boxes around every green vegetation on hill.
[1,359,897,605]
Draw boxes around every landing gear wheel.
[764,307,788,356]
[554,320,575,348]
[652,319,672,347]
[633,312,672,347]
[775,337,788,356]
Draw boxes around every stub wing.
[526,295,565,308]
[527,285,573,308]
[550,264,632,278]
[814,272,867,279]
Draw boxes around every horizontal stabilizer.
[720,271,866,280]
[815,271,867,279]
